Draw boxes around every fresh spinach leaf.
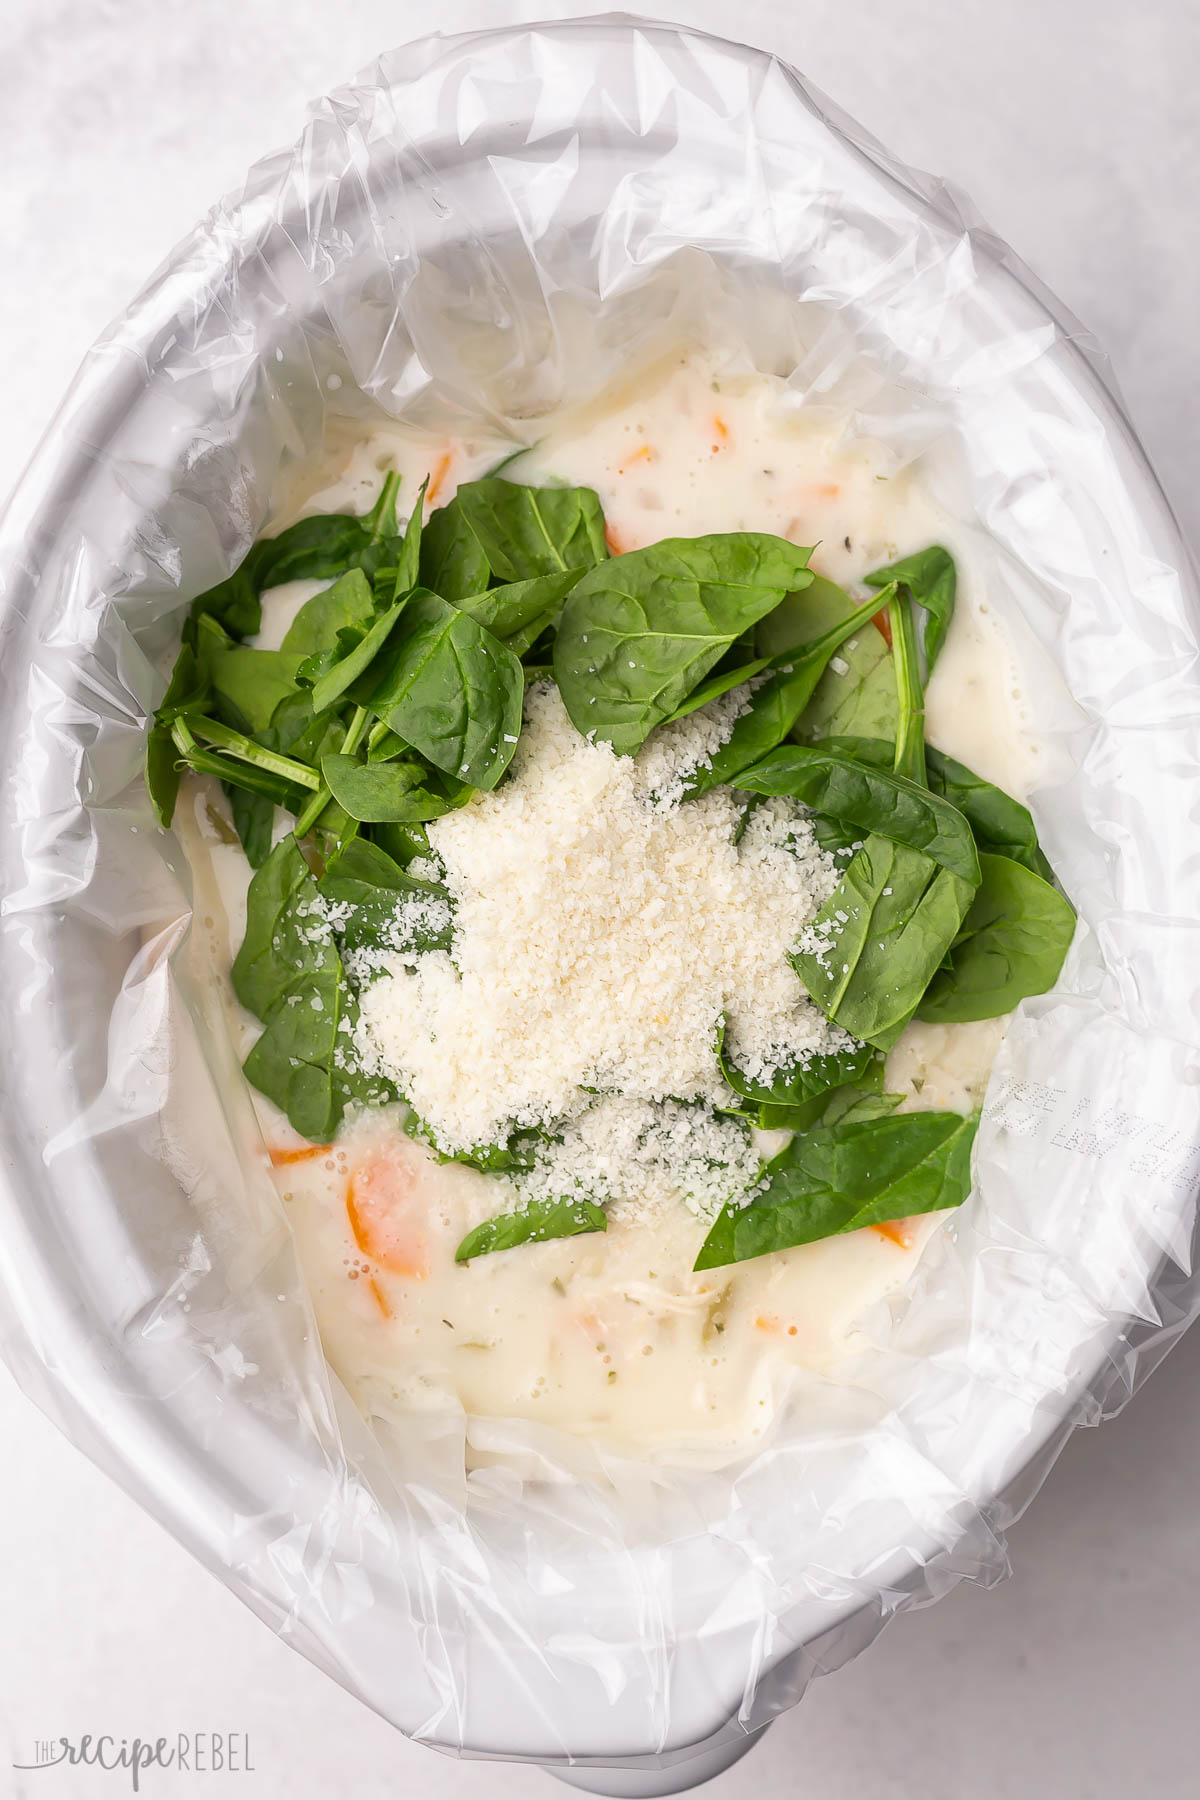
[371,821,433,867]
[886,588,926,785]
[826,737,1058,884]
[417,498,492,601]
[695,1109,978,1269]
[924,748,1055,880]
[232,835,392,1138]
[684,605,892,796]
[228,787,275,868]
[917,852,1075,1023]
[231,837,323,1021]
[865,545,955,676]
[660,655,774,726]
[392,476,427,598]
[818,1087,904,1128]
[352,588,524,789]
[145,644,211,826]
[758,571,898,744]
[188,472,402,640]
[454,569,583,641]
[243,955,391,1141]
[555,534,815,756]
[737,745,981,885]
[793,835,977,1049]
[718,1032,875,1113]
[455,1196,608,1263]
[453,479,608,581]
[205,647,306,734]
[322,753,473,823]
[280,568,376,656]
[319,836,452,957]
[765,578,896,747]
[309,601,407,713]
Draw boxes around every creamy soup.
[176,349,1054,1461]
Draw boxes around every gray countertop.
[1,3,1197,1796]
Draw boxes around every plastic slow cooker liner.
[1,14,1199,1772]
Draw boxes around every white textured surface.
[1,2,1198,1796]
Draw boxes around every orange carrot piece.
[873,1219,918,1250]
[426,450,453,505]
[346,1155,429,1279]
[367,1276,393,1321]
[617,443,653,475]
[871,607,893,648]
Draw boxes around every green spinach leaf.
[309,601,408,713]
[243,955,391,1141]
[322,753,473,823]
[917,852,1075,1023]
[417,497,492,601]
[695,1109,978,1269]
[280,568,376,656]
[454,479,608,581]
[555,534,815,756]
[765,576,896,747]
[455,1196,608,1263]
[319,836,452,957]
[886,588,926,785]
[737,745,981,884]
[371,821,434,867]
[865,545,955,676]
[228,787,275,868]
[231,837,324,1021]
[352,588,524,789]
[204,647,306,734]
[793,835,977,1049]
[145,645,211,826]
[188,472,402,640]
[454,569,583,641]
[718,1032,875,1112]
[924,748,1055,880]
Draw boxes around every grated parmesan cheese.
[355,685,849,1175]
[517,1096,763,1223]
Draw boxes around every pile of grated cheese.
[354,684,851,1212]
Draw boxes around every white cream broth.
[185,349,1053,1461]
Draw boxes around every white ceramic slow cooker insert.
[1,17,1198,1790]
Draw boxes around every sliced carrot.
[426,450,453,505]
[617,443,653,474]
[754,1313,799,1337]
[873,1219,919,1250]
[366,1276,393,1321]
[871,606,893,648]
[346,1151,429,1279]
[268,1144,332,1167]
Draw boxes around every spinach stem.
[364,469,402,543]
[292,706,371,839]
[887,591,926,786]
[180,716,322,788]
[341,706,371,758]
